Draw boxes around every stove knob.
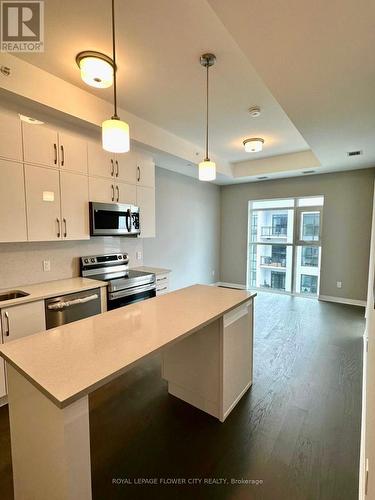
[84,258,89,264]
[91,258,95,263]
[118,255,122,260]
[123,254,127,259]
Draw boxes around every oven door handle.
[109,283,156,300]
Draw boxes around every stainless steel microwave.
[89,202,140,236]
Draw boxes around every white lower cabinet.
[1,300,46,397]
[137,186,155,238]
[25,164,90,241]
[0,160,28,242]
[156,273,170,296]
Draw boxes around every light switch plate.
[336,281,342,289]
[136,251,142,261]
[43,260,51,272]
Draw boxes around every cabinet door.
[0,160,27,242]
[0,359,5,399]
[115,151,137,184]
[22,122,59,167]
[136,153,155,188]
[58,132,88,174]
[136,186,155,238]
[89,177,115,203]
[116,181,137,205]
[0,108,22,161]
[25,164,61,241]
[88,141,114,179]
[1,301,46,343]
[60,171,89,240]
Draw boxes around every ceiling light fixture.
[243,137,264,153]
[101,0,130,153]
[199,53,216,182]
[76,50,115,89]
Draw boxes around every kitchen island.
[0,284,255,500]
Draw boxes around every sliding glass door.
[247,196,324,297]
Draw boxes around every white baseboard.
[212,282,247,290]
[319,295,367,307]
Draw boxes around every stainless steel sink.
[0,290,29,302]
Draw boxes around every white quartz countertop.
[0,277,108,308]
[0,285,255,408]
[132,266,171,275]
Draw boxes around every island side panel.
[161,319,222,419]
[6,365,92,500]
[220,299,253,421]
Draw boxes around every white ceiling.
[14,0,375,183]
[16,0,308,165]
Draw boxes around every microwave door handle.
[126,209,131,232]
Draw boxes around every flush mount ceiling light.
[101,0,130,153]
[76,50,115,89]
[199,53,216,182]
[243,137,264,153]
[18,114,44,125]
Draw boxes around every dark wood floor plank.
[0,292,365,500]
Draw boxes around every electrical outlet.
[43,260,51,272]
[211,270,215,277]
[136,251,142,261]
[336,281,342,289]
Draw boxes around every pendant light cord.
[111,0,118,119]
[205,63,209,161]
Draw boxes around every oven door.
[107,283,156,310]
[90,202,140,236]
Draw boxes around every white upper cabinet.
[0,160,27,242]
[60,171,89,240]
[58,132,88,174]
[25,164,61,241]
[88,141,115,179]
[115,151,137,184]
[136,153,155,188]
[137,186,155,238]
[89,177,116,203]
[116,182,137,205]
[22,122,59,168]
[0,109,23,161]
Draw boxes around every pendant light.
[199,53,216,181]
[102,0,130,153]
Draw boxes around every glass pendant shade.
[79,56,114,89]
[102,118,130,153]
[199,160,216,181]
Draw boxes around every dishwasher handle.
[47,293,99,311]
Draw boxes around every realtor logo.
[1,1,44,52]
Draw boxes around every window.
[301,212,320,241]
[271,271,286,290]
[301,247,319,267]
[300,274,318,294]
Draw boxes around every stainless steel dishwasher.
[45,288,101,329]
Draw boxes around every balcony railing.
[260,256,286,268]
[261,226,287,237]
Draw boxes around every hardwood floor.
[0,292,365,500]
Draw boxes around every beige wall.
[220,168,375,301]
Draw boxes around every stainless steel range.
[80,253,156,310]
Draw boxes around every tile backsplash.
[0,238,143,289]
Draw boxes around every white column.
[7,365,92,500]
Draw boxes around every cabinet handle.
[111,185,115,202]
[137,165,141,182]
[60,145,65,166]
[116,185,119,202]
[4,311,10,337]
[116,160,119,177]
[53,143,57,165]
[157,277,167,282]
[63,218,67,238]
[56,218,61,238]
[158,287,168,292]
[110,159,114,176]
